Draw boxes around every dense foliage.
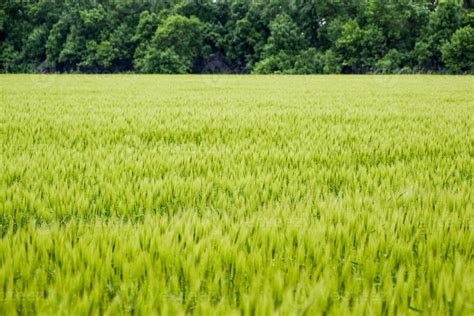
[1,75,473,314]
[1,0,473,74]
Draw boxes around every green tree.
[253,13,306,73]
[0,43,21,72]
[375,49,410,73]
[413,2,464,71]
[223,1,266,72]
[44,1,84,72]
[252,51,292,74]
[334,19,385,73]
[141,15,204,73]
[0,0,472,74]
[441,26,474,72]
[132,11,161,72]
[292,48,325,74]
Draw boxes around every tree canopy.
[1,0,473,74]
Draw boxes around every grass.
[0,75,473,315]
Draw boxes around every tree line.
[1,0,473,74]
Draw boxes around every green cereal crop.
[0,75,473,315]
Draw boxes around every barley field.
[0,75,473,315]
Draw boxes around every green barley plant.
[0,75,473,315]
